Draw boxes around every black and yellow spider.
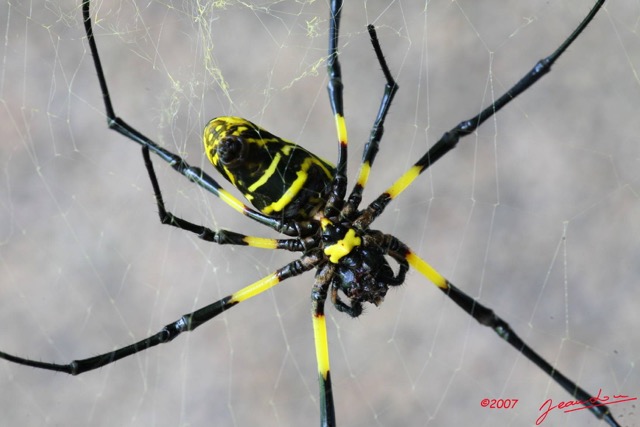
[0,1,622,426]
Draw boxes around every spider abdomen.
[204,117,335,220]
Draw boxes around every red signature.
[536,389,637,425]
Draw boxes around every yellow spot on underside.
[324,228,361,263]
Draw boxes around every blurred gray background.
[1,1,638,426]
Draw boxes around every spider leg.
[141,147,306,252]
[81,0,303,237]
[346,25,399,213]
[389,238,621,427]
[355,0,605,229]
[312,263,337,427]
[324,0,347,217]
[329,231,410,318]
[325,2,402,215]
[0,252,322,375]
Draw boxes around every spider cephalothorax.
[327,236,408,316]
[318,216,409,317]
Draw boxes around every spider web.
[1,1,639,426]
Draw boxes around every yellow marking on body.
[324,228,361,263]
[320,217,332,229]
[334,114,347,145]
[314,156,335,180]
[230,272,281,303]
[248,152,282,192]
[261,156,327,214]
[405,251,448,289]
[210,151,219,166]
[204,117,270,167]
[312,313,330,379]
[242,236,278,249]
[204,129,220,166]
[387,165,422,200]
[206,131,215,144]
[222,165,237,187]
[245,136,269,148]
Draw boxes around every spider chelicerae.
[0,1,622,426]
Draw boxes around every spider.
[0,0,621,426]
